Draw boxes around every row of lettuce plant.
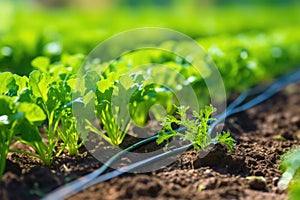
[0,55,83,178]
[1,27,300,178]
[1,3,300,74]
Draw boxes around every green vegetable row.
[0,56,83,178]
[1,2,300,181]
[1,3,300,75]
[1,25,300,178]
[199,27,300,93]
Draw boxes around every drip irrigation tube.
[210,69,300,133]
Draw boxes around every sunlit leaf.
[16,102,46,123]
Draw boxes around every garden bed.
[1,83,299,200]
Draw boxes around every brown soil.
[1,83,300,200]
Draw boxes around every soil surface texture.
[1,83,300,200]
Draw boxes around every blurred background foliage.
[0,0,300,86]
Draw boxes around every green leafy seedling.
[156,105,235,153]
[92,73,138,146]
[0,96,46,178]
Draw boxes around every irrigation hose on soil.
[43,68,300,200]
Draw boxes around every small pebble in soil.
[247,177,267,190]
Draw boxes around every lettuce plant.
[31,56,84,156]
[88,65,180,146]
[91,73,141,146]
[0,96,46,178]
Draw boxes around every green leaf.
[29,70,50,102]
[67,78,76,91]
[16,88,32,103]
[46,85,61,112]
[73,91,96,120]
[82,90,96,120]
[97,79,113,94]
[83,90,95,105]
[215,131,235,154]
[46,80,72,112]
[156,130,173,144]
[0,73,28,97]
[5,77,18,97]
[13,74,28,94]
[0,72,18,96]
[0,72,13,94]
[18,121,42,142]
[16,102,46,123]
[0,96,13,115]
[119,75,134,90]
[84,70,100,93]
[31,56,50,72]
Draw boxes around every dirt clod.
[249,178,267,190]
